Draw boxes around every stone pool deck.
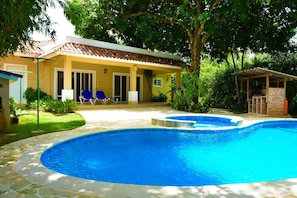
[1,106,297,198]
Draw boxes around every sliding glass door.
[114,73,142,103]
[55,69,95,101]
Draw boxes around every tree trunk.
[240,51,245,92]
[231,52,241,107]
[187,20,211,105]
[189,37,202,104]
[189,43,201,75]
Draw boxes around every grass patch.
[0,111,85,146]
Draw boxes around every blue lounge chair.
[79,90,97,105]
[96,90,118,104]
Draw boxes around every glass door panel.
[56,70,94,101]
[122,76,127,101]
[114,74,141,103]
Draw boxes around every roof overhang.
[0,70,23,82]
[233,67,297,81]
[45,51,182,72]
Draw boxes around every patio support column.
[62,56,74,101]
[128,65,138,105]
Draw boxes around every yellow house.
[0,36,183,105]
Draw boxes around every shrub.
[289,94,297,116]
[24,87,36,104]
[49,100,65,114]
[42,99,64,114]
[28,95,53,110]
[9,97,22,123]
[172,88,189,111]
[42,98,77,115]
[24,87,48,105]
[209,66,247,112]
[27,92,77,115]
[41,95,54,112]
[64,99,78,113]
[172,72,210,113]
[152,91,168,102]
[28,100,38,110]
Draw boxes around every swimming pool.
[41,119,297,187]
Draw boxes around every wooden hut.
[233,67,297,117]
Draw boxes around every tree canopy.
[0,0,57,57]
[206,0,297,62]
[64,0,297,75]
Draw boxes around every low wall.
[267,88,285,116]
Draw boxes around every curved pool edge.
[152,114,244,129]
[5,120,295,197]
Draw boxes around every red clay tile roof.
[55,42,184,66]
[18,38,184,67]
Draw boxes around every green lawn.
[0,111,85,146]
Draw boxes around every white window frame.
[153,77,163,87]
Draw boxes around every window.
[153,78,163,87]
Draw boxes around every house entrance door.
[114,73,142,103]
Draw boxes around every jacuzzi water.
[41,120,297,186]
[165,115,241,128]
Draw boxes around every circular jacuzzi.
[152,114,243,128]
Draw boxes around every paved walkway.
[0,106,297,197]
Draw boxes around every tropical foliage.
[152,91,168,103]
[0,0,57,57]
[172,72,210,112]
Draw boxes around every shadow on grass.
[0,120,85,146]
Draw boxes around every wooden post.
[266,75,269,103]
[247,78,250,112]
[247,79,249,101]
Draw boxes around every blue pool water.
[41,120,297,186]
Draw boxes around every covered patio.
[233,67,297,116]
